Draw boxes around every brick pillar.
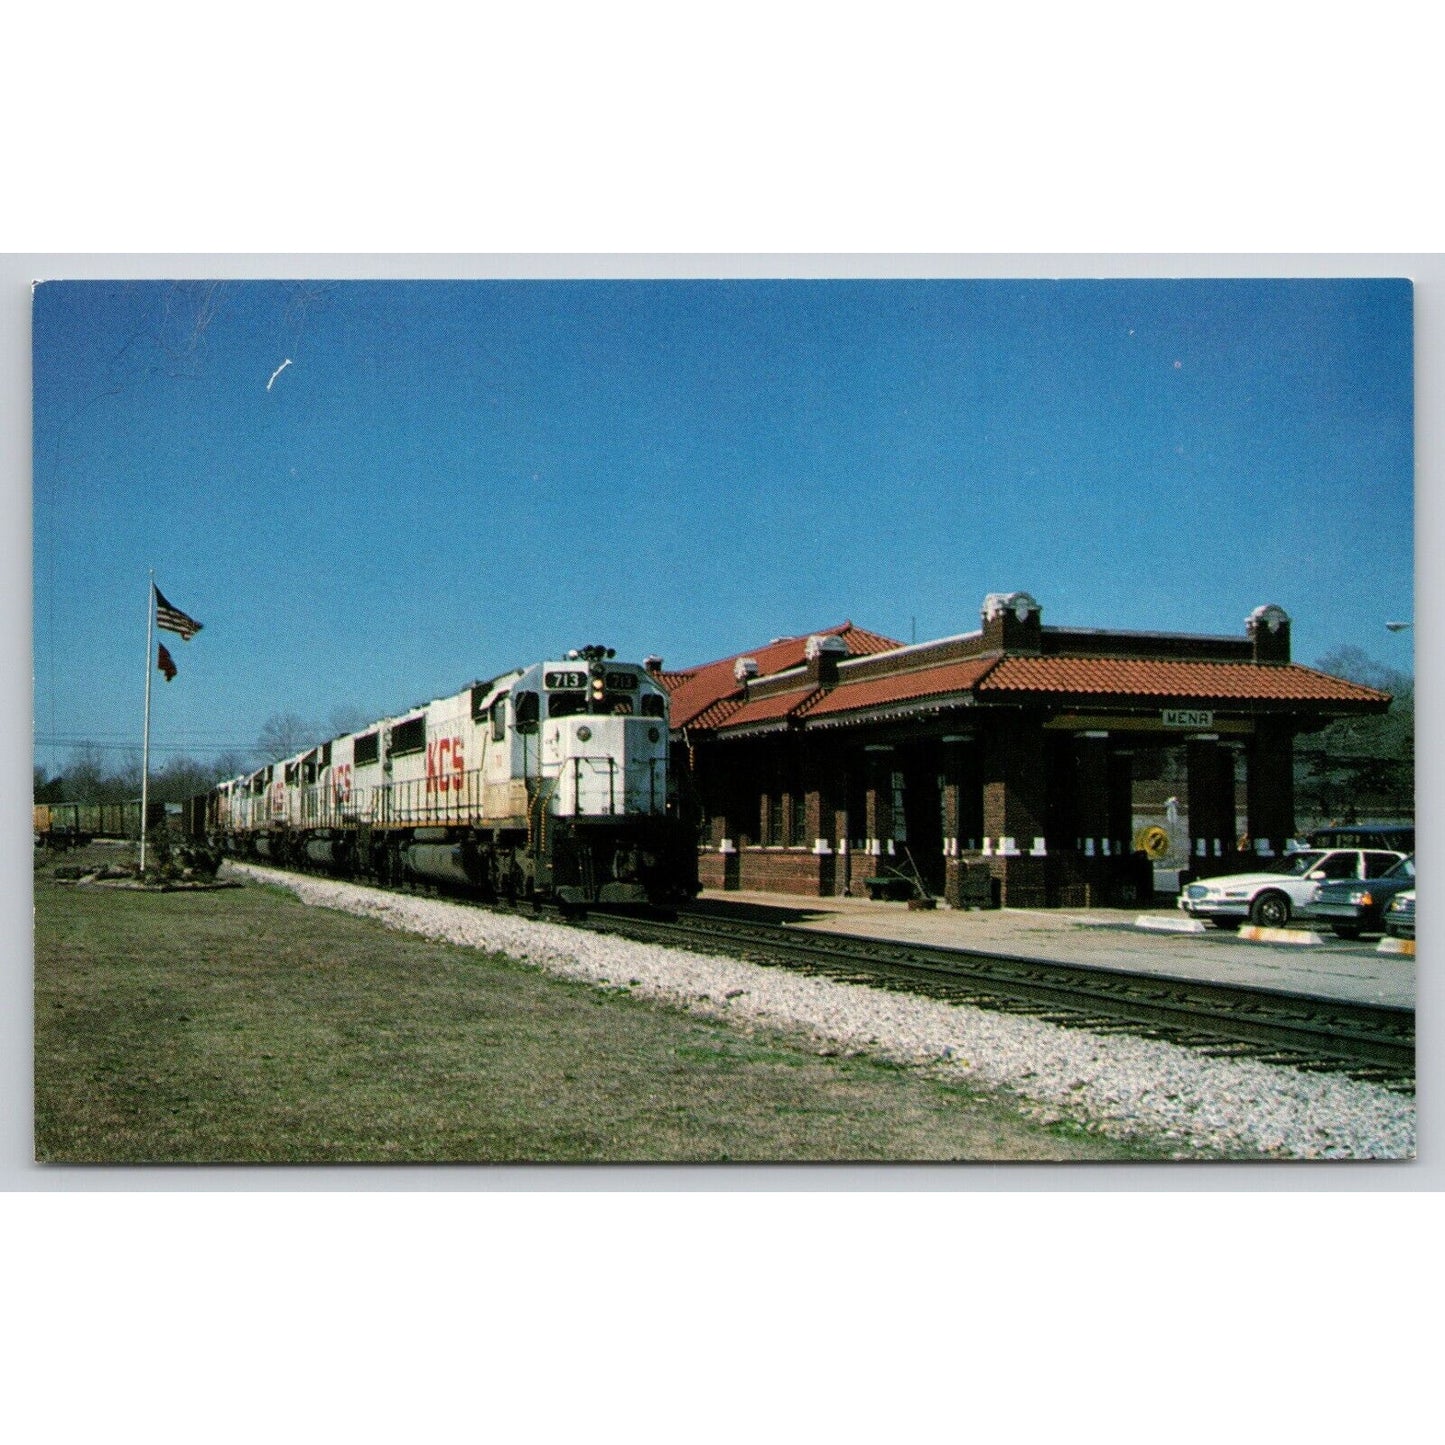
[863,745,894,871]
[981,714,1048,907]
[941,734,982,906]
[833,762,854,896]
[1186,735,1232,875]
[1246,720,1296,860]
[803,749,834,896]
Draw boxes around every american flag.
[154,586,203,640]
[157,643,177,681]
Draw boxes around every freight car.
[34,800,165,849]
[198,646,699,909]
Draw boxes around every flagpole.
[140,570,154,874]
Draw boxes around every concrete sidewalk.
[692,889,1416,1010]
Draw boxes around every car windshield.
[1384,856,1415,880]
[1266,850,1328,877]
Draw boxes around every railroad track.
[229,862,1415,1090]
[570,905,1416,1090]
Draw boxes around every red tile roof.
[796,657,1001,720]
[716,686,821,731]
[670,628,1390,737]
[665,622,901,729]
[977,656,1391,704]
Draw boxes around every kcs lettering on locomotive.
[425,737,465,793]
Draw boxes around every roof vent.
[734,657,759,682]
[644,655,663,673]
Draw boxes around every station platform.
[690,889,1416,1011]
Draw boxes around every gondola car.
[201,646,698,908]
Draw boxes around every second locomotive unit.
[205,645,698,908]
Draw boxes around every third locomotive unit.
[200,646,699,908]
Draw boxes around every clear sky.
[32,276,1415,772]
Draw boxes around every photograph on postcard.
[32,275,1415,1163]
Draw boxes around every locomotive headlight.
[577,725,592,742]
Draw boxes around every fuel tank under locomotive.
[305,838,354,870]
[402,842,483,889]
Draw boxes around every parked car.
[1384,889,1415,940]
[1310,855,1415,939]
[1178,848,1406,930]
[1310,823,1414,853]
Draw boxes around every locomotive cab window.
[548,691,587,718]
[491,694,509,742]
[640,692,665,718]
[514,690,540,733]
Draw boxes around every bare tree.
[151,755,222,805]
[63,743,109,801]
[326,705,374,738]
[256,713,318,762]
[34,766,64,803]
[210,750,250,784]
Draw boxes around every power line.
[35,736,254,755]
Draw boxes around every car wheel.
[1250,891,1291,928]
[1332,923,1363,940]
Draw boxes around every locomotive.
[200,646,699,908]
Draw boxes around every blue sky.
[32,277,1415,772]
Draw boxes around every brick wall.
[699,847,835,895]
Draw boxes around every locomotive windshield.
[548,691,587,718]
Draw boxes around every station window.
[789,788,809,847]
[767,793,784,845]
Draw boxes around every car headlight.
[1349,890,1372,906]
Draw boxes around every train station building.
[656,593,1392,909]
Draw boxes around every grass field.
[33,857,1166,1163]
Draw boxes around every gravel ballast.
[233,864,1416,1160]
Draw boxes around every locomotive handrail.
[197,657,696,907]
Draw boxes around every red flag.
[158,642,177,682]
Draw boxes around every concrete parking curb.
[1135,915,1207,934]
[1237,924,1325,946]
[1376,936,1415,956]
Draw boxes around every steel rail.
[229,861,1414,1087]
[574,907,1415,1086]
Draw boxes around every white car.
[1177,848,1406,930]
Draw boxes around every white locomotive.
[207,646,698,907]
